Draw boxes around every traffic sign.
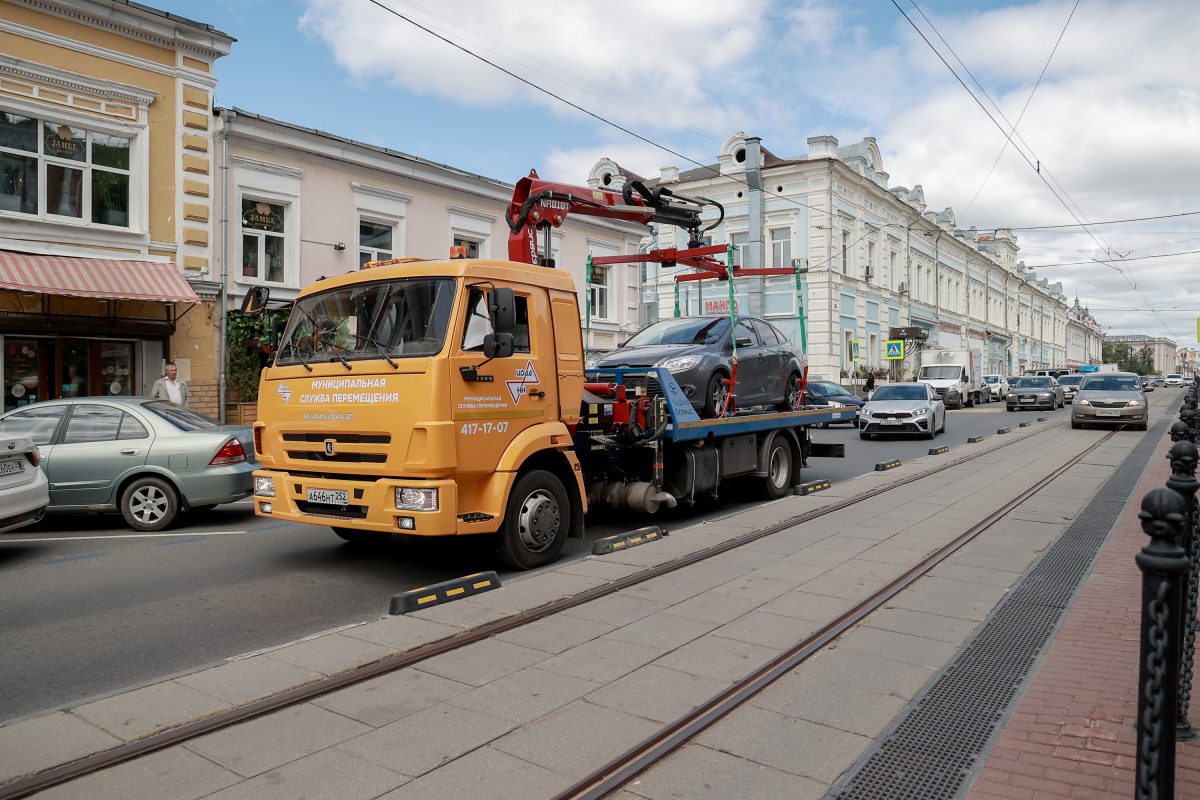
[851,340,861,361]
[885,339,905,360]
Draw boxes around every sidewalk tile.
[376,746,569,800]
[413,638,545,687]
[201,747,407,800]
[696,705,870,783]
[833,625,959,670]
[760,589,854,621]
[341,617,461,650]
[540,637,666,683]
[617,575,717,605]
[885,587,996,621]
[796,648,936,701]
[553,557,645,582]
[492,613,615,654]
[493,700,660,776]
[0,711,121,783]
[174,656,324,707]
[652,634,781,682]
[264,633,395,676]
[714,610,821,649]
[628,743,827,800]
[861,606,980,644]
[752,674,908,738]
[310,668,473,727]
[586,664,730,724]
[561,593,669,627]
[341,702,515,778]
[445,666,599,724]
[601,611,720,651]
[70,681,231,741]
[655,589,763,625]
[33,746,239,800]
[184,703,370,779]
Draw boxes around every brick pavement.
[967,430,1200,800]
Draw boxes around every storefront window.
[3,338,40,412]
[0,111,132,226]
[100,343,133,396]
[61,342,89,398]
[241,199,286,283]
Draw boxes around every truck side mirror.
[483,333,514,359]
[489,288,516,333]
[240,286,270,316]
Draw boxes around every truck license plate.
[1096,409,1120,417]
[0,458,24,477]
[307,488,349,506]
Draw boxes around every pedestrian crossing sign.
[851,340,861,361]
[885,339,905,360]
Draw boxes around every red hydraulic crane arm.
[506,169,723,266]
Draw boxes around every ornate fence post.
[1167,440,1200,741]
[1136,488,1188,800]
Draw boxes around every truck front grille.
[287,451,388,464]
[295,501,368,519]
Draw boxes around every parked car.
[1072,372,1148,431]
[981,374,1009,400]
[1166,374,1185,387]
[1055,373,1086,403]
[588,316,806,417]
[1139,376,1155,392]
[858,382,945,440]
[1006,376,1064,411]
[0,398,256,531]
[0,434,49,534]
[1152,377,1166,387]
[805,380,865,426]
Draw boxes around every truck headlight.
[659,355,702,373]
[253,476,276,497]
[395,487,439,512]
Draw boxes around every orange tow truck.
[244,172,845,568]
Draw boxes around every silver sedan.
[1072,373,1149,431]
[0,398,256,531]
[858,382,946,440]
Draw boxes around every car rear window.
[142,400,219,431]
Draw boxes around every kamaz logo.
[324,439,335,456]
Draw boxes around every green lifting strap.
[673,280,680,318]
[726,243,737,363]
[795,265,808,351]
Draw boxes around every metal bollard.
[1135,488,1188,800]
[1167,441,1200,741]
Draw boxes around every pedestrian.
[151,361,191,406]
[864,372,876,398]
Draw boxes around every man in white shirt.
[150,361,191,406]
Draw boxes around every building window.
[241,198,286,283]
[359,219,394,266]
[588,264,610,319]
[866,241,876,283]
[453,236,481,258]
[889,251,897,290]
[841,230,850,275]
[769,228,791,268]
[730,231,749,267]
[0,111,131,226]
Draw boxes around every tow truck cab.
[251,258,587,554]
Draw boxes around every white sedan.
[858,382,947,440]
[0,435,49,534]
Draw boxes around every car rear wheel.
[120,476,179,532]
[776,372,802,412]
[497,470,569,570]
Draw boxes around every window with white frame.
[866,240,876,283]
[889,251,898,290]
[769,227,791,268]
[241,198,287,283]
[0,110,131,226]
[764,275,797,316]
[588,264,610,319]
[452,236,481,258]
[729,231,749,267]
[841,230,850,275]
[359,218,394,267]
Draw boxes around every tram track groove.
[0,401,1164,800]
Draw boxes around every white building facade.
[589,133,1077,381]
[1066,298,1104,369]
[1105,334,1179,375]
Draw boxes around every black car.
[805,380,865,425]
[589,316,806,417]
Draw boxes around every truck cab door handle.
[120,448,140,456]
[528,390,546,398]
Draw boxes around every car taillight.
[210,438,246,466]
[26,448,40,468]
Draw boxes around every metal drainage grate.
[831,417,1172,800]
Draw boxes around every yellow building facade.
[0,0,233,417]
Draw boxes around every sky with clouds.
[162,0,1200,349]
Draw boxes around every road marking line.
[3,530,250,543]
[46,551,107,563]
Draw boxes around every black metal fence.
[1137,376,1200,799]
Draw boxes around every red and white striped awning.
[0,250,200,303]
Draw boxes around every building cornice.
[0,53,157,106]
[232,154,304,180]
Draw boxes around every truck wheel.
[332,527,393,546]
[702,372,729,418]
[497,470,569,569]
[760,435,795,500]
[776,372,802,411]
[120,476,179,532]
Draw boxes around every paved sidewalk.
[967,426,1200,799]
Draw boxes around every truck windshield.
[919,366,962,380]
[275,278,456,366]
[623,317,730,347]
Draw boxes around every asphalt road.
[0,391,1172,722]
